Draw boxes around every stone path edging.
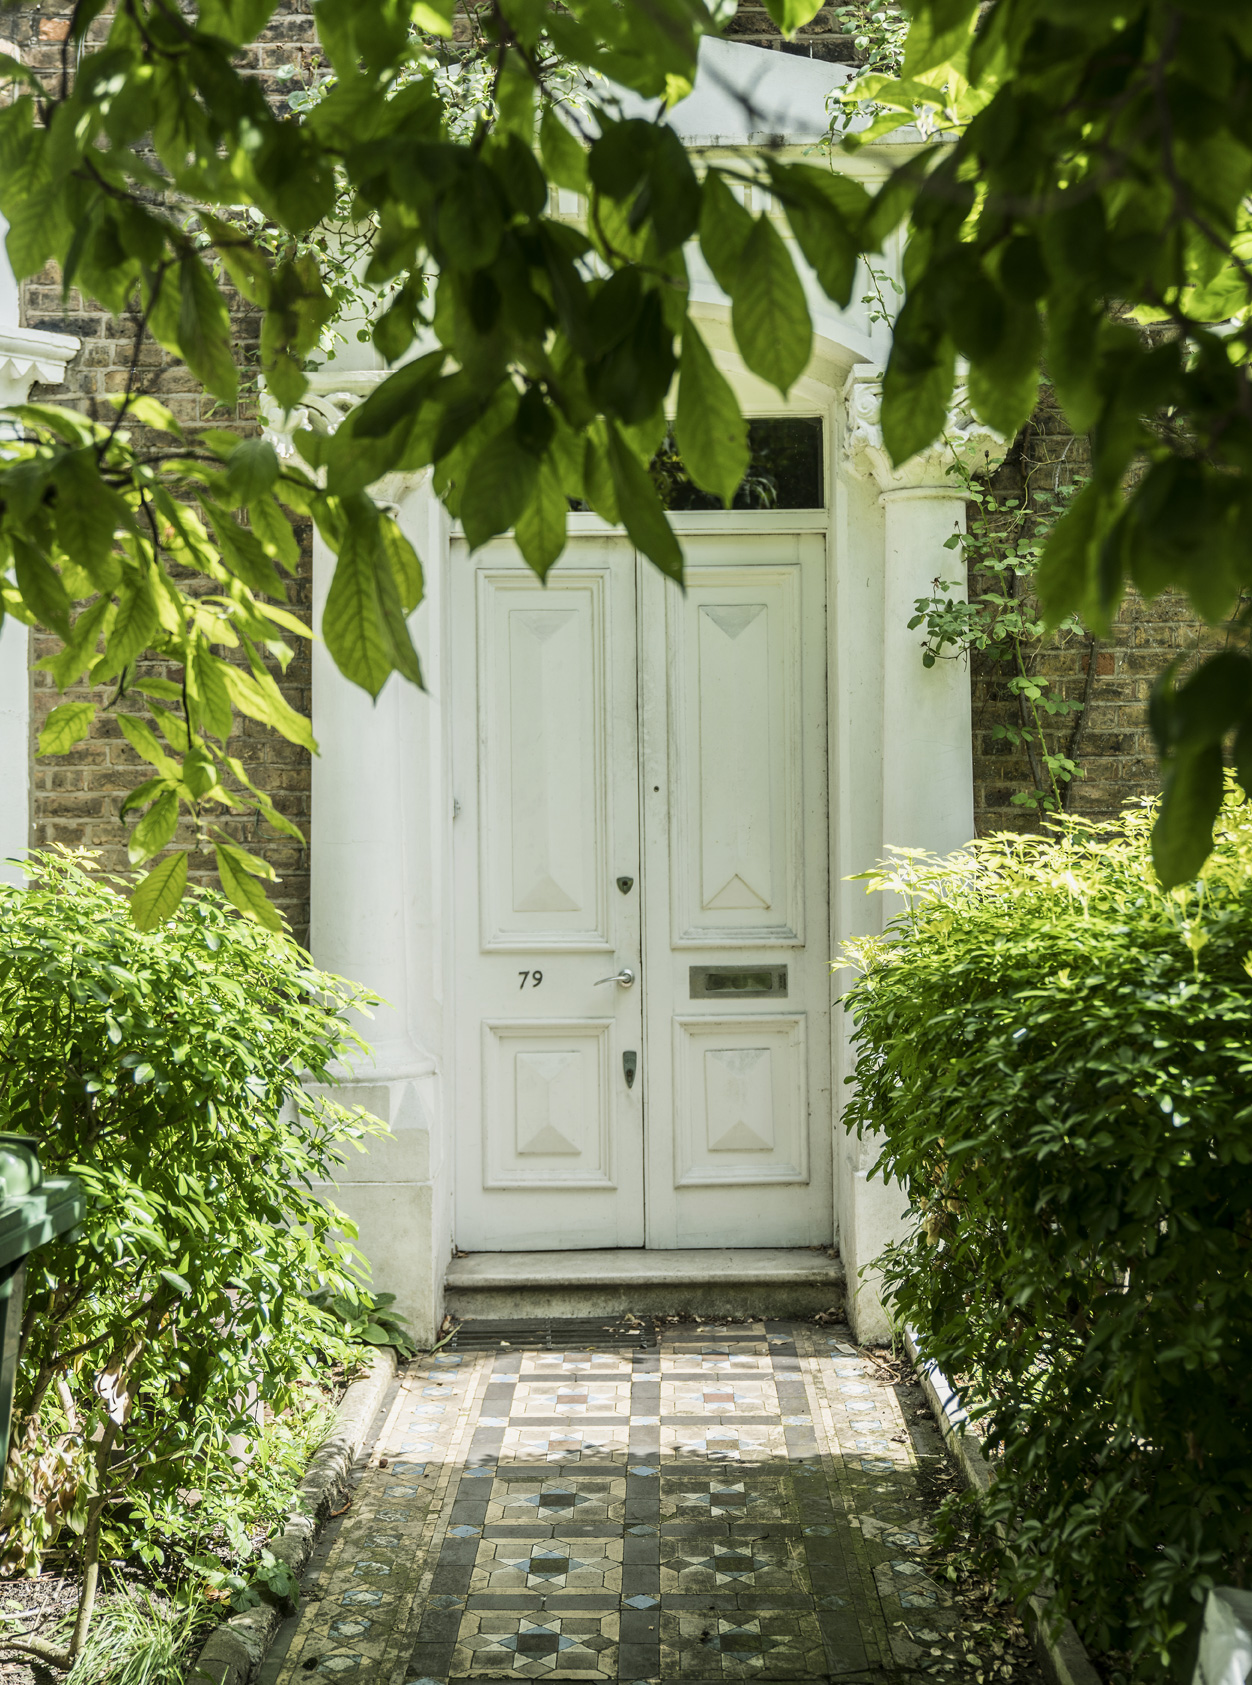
[190,1348,398,1685]
[903,1327,1102,1685]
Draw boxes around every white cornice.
[0,325,81,393]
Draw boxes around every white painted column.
[837,368,1004,1342]
[0,616,29,888]
[880,486,974,855]
[307,464,452,1346]
[0,205,81,884]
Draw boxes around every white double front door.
[451,528,832,1251]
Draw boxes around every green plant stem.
[71,1417,120,1660]
[1063,635,1100,813]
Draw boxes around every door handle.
[594,966,635,987]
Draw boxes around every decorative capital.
[843,365,1007,494]
[259,369,430,505]
[0,326,81,422]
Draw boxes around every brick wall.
[968,393,1206,834]
[5,1,319,940]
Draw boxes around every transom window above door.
[652,417,825,512]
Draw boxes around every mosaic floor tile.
[264,1320,997,1685]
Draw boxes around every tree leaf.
[38,597,117,690]
[514,457,568,579]
[460,429,539,550]
[38,701,96,755]
[226,438,279,506]
[699,171,754,296]
[880,327,956,467]
[188,643,235,743]
[220,662,316,752]
[379,515,423,615]
[675,321,749,507]
[130,850,189,931]
[249,493,300,571]
[539,105,588,194]
[51,449,129,582]
[1152,743,1224,888]
[13,542,72,639]
[215,843,283,931]
[320,520,415,699]
[605,422,683,583]
[1035,483,1105,630]
[128,790,180,866]
[117,712,178,777]
[760,0,823,36]
[177,250,239,404]
[95,576,160,680]
[768,161,869,310]
[730,216,812,395]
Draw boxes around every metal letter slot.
[689,965,788,1000]
[623,1051,637,1089]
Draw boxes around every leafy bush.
[308,1287,421,1358]
[0,851,384,1658]
[841,792,1252,1676]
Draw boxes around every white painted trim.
[0,222,81,884]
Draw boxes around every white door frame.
[306,314,993,1343]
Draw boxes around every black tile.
[819,1610,871,1672]
[619,1609,662,1642]
[621,1567,660,1596]
[430,1565,473,1594]
[618,1642,661,1675]
[449,1500,489,1524]
[540,1593,620,1608]
[436,1537,480,1564]
[405,1642,454,1677]
[415,1608,462,1641]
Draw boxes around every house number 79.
[518,970,544,989]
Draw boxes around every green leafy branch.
[0,0,878,928]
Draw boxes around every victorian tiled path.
[259,1321,965,1685]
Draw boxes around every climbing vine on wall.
[911,454,1097,816]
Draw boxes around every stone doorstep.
[443,1249,847,1322]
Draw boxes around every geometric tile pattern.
[265,1323,966,1684]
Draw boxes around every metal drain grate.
[445,1316,657,1351]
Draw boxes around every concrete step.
[443,1247,845,1321]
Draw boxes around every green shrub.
[841,792,1252,1676]
[0,851,384,1654]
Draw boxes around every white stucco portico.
[0,211,81,887]
[299,41,1002,1344]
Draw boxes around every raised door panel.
[668,567,803,945]
[673,1014,808,1186]
[478,572,609,949]
[482,1019,615,1188]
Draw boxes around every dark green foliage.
[841,1,1252,883]
[0,851,384,1583]
[309,1288,421,1359]
[0,0,846,924]
[841,792,1252,1672]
